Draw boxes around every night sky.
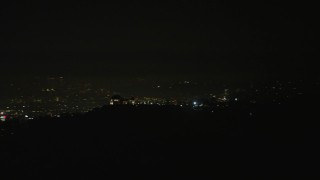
[0,1,317,82]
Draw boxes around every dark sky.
[0,1,317,82]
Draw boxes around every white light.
[25,115,29,118]
[0,116,6,122]
[235,98,238,101]
[193,101,197,105]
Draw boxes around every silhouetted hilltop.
[1,94,320,178]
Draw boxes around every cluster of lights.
[0,112,7,122]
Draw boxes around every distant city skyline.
[1,77,316,120]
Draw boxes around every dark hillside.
[1,95,320,178]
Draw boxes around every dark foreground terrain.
[1,95,320,179]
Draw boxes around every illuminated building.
[110,95,123,105]
[0,112,7,122]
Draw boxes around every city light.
[0,79,312,119]
[0,115,6,122]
